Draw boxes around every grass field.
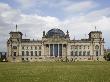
[0,61,110,82]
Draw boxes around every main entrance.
[49,44,62,57]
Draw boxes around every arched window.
[26,51,29,56]
[87,51,90,56]
[79,51,82,56]
[71,51,73,56]
[83,51,86,56]
[13,46,17,49]
[95,45,99,49]
[75,51,78,56]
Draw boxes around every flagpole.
[95,26,96,31]
[16,24,17,32]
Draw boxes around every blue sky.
[0,0,110,51]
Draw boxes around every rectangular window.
[35,51,37,56]
[31,51,33,56]
[26,51,29,56]
[87,51,90,56]
[13,52,16,56]
[35,46,37,50]
[39,51,41,56]
[22,46,24,50]
[39,46,41,50]
[22,51,24,56]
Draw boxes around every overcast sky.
[0,0,110,52]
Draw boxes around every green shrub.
[107,53,110,61]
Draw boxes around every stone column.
[58,44,59,57]
[100,41,101,56]
[61,44,63,57]
[53,44,54,57]
[62,44,63,58]
[48,44,50,56]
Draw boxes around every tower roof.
[9,32,23,35]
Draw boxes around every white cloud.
[0,2,110,51]
[0,3,11,12]
[85,8,110,21]
[16,0,35,7]
[0,3,21,23]
[48,0,72,8]
[64,1,97,13]
[16,0,48,8]
[0,3,21,51]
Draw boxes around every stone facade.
[7,28,105,62]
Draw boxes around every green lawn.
[0,61,110,82]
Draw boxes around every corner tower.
[89,31,102,40]
[89,31,104,60]
[7,30,23,62]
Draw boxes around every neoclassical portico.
[42,28,69,58]
[44,43,67,57]
[48,44,62,57]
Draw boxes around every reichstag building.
[7,28,105,62]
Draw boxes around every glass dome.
[46,28,65,37]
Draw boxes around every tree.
[0,54,7,62]
[107,53,110,61]
[104,52,107,60]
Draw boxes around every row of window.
[71,51,99,56]
[71,51,90,56]
[71,45,100,50]
[71,45,90,50]
[22,58,41,61]
[22,51,41,56]
[22,46,41,50]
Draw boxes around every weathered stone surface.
[7,28,105,62]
